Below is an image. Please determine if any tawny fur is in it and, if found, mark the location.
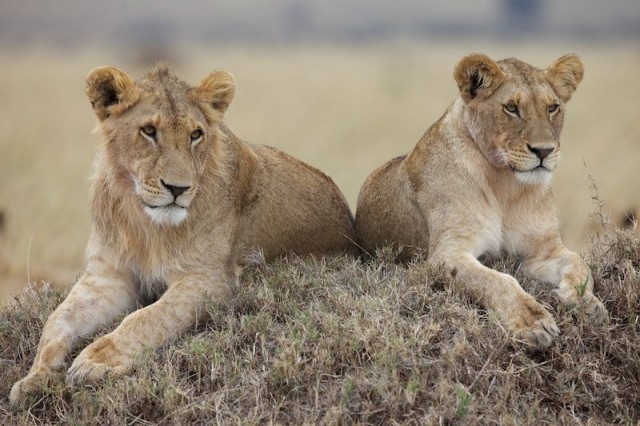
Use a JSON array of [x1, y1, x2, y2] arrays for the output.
[[356, 54, 608, 350], [10, 64, 358, 406]]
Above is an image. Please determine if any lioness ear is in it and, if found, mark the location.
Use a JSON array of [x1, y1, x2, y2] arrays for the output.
[[85, 66, 137, 121], [545, 54, 584, 103], [454, 54, 505, 103], [195, 69, 235, 117]]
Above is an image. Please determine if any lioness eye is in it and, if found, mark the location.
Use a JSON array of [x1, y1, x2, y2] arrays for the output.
[[141, 125, 156, 138], [548, 104, 560, 114], [190, 129, 203, 142], [503, 103, 519, 116]]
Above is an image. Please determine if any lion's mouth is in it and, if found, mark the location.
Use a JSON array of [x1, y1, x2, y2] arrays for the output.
[[142, 203, 188, 226], [144, 202, 183, 209]]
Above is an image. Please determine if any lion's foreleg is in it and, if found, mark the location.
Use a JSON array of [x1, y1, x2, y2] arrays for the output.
[[10, 259, 137, 406], [66, 272, 233, 386]]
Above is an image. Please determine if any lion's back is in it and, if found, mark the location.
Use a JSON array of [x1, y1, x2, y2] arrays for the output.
[[239, 144, 359, 261]]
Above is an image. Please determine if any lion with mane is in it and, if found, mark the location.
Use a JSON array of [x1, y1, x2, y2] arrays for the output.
[[11, 64, 358, 405]]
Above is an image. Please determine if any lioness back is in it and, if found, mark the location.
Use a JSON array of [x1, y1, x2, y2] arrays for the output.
[[355, 155, 427, 260]]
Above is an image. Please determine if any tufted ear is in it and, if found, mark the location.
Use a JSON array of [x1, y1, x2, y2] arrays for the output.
[[545, 54, 584, 103], [195, 69, 235, 118], [454, 54, 505, 103], [86, 66, 138, 121]]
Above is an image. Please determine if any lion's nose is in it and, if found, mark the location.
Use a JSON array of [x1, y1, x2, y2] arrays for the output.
[[527, 145, 554, 160], [161, 180, 190, 198]]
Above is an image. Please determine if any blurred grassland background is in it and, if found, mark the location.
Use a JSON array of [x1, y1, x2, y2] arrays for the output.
[[0, 0, 639, 301]]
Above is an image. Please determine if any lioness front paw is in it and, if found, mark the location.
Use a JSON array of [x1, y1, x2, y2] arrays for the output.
[[555, 287, 609, 325], [514, 316, 560, 350], [510, 296, 560, 351], [66, 335, 132, 387], [9, 369, 53, 407], [581, 294, 609, 325]]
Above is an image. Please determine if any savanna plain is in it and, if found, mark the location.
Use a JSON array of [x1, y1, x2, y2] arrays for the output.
[[0, 41, 639, 423]]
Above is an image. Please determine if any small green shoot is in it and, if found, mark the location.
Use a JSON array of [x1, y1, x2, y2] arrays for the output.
[[577, 277, 589, 298], [455, 386, 473, 419]]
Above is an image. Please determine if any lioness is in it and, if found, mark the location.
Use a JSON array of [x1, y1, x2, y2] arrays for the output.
[[355, 54, 608, 350], [10, 64, 357, 405]]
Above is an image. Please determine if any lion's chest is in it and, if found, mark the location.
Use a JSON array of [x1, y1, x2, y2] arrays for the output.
[[135, 273, 168, 301], [110, 228, 185, 292]]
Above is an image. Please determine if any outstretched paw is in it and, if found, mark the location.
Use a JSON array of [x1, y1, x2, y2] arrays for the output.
[[9, 369, 53, 407], [510, 296, 559, 351], [66, 335, 132, 387], [582, 294, 609, 325], [556, 287, 609, 325], [514, 316, 560, 351]]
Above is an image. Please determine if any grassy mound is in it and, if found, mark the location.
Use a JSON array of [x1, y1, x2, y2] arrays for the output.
[[1, 230, 638, 424]]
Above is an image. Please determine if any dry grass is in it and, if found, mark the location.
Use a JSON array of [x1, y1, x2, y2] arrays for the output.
[[0, 41, 639, 301], [1, 228, 638, 424]]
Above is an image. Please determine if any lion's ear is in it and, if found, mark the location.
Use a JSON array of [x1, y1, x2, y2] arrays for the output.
[[86, 66, 138, 121], [454, 54, 505, 103], [195, 69, 235, 117], [545, 54, 584, 103]]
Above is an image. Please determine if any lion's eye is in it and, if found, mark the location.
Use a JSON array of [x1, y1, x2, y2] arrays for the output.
[[141, 125, 157, 139], [190, 129, 203, 142], [548, 104, 560, 115], [503, 103, 520, 117]]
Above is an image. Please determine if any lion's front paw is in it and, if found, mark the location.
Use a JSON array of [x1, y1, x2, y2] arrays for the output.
[[510, 296, 560, 351], [66, 335, 132, 387], [9, 369, 53, 407]]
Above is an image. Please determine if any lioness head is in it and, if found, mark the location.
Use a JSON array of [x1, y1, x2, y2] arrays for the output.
[[86, 64, 235, 226], [454, 53, 584, 185]]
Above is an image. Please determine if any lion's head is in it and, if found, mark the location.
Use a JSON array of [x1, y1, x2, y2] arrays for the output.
[[454, 53, 584, 185], [86, 64, 235, 226]]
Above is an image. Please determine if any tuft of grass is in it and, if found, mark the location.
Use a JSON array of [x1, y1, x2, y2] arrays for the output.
[[577, 276, 589, 298], [455, 385, 473, 419], [1, 230, 639, 424]]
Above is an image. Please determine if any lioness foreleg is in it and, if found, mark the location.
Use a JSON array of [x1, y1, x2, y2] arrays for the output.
[[430, 249, 560, 350], [524, 239, 608, 324]]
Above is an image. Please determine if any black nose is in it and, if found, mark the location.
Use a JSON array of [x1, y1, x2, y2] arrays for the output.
[[161, 180, 190, 198], [527, 145, 554, 160]]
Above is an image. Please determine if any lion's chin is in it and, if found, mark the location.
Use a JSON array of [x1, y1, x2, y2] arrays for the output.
[[514, 167, 553, 186], [143, 205, 188, 226]]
